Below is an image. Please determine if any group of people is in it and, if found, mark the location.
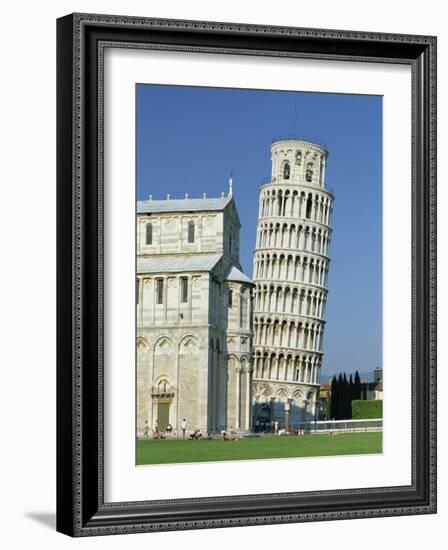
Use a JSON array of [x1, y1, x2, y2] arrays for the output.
[[145, 418, 214, 441], [144, 418, 307, 439], [189, 429, 213, 440], [144, 417, 304, 439], [253, 419, 304, 436]]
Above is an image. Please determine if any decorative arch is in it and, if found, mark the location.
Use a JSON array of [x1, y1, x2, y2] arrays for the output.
[[179, 335, 199, 354], [136, 336, 149, 352], [154, 373, 171, 392], [292, 389, 304, 401], [276, 387, 289, 400], [306, 390, 315, 401], [154, 336, 173, 355]]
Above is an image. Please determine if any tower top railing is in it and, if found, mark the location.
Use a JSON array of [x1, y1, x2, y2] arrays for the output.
[[271, 135, 328, 152]]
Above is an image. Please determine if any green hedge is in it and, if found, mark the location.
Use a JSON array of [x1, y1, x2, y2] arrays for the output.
[[351, 400, 383, 419]]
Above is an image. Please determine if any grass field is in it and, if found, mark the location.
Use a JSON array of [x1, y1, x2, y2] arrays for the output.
[[136, 432, 382, 465]]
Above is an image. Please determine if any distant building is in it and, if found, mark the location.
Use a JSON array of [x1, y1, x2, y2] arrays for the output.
[[373, 368, 383, 385], [136, 189, 254, 437], [375, 381, 383, 400], [361, 368, 383, 401], [318, 380, 332, 419]]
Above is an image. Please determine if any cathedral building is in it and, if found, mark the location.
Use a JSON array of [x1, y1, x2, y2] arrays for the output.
[[252, 138, 334, 428], [136, 186, 254, 437]]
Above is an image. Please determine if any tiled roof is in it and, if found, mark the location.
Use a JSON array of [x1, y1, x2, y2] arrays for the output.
[[137, 254, 222, 274], [226, 266, 253, 285], [137, 196, 232, 214]]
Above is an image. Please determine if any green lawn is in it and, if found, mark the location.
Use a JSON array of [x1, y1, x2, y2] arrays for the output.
[[136, 432, 382, 465]]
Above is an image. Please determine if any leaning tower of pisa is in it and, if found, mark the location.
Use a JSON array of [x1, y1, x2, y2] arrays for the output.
[[252, 137, 334, 430]]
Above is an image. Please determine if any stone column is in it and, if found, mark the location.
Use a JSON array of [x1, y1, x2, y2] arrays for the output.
[[235, 364, 242, 429], [284, 399, 291, 431]]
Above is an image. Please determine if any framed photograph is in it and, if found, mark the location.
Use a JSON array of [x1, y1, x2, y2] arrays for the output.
[[56, 13, 437, 536]]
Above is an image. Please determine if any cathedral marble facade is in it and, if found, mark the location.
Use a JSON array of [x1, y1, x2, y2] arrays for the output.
[[136, 192, 254, 436]]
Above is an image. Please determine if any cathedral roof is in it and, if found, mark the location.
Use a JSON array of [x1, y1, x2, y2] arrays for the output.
[[137, 254, 222, 274], [137, 196, 232, 214], [226, 266, 254, 285]]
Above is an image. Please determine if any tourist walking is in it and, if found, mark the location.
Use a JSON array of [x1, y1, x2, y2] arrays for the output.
[[181, 418, 187, 439]]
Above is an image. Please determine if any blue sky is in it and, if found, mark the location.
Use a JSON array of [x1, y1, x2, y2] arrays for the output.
[[136, 84, 382, 378]]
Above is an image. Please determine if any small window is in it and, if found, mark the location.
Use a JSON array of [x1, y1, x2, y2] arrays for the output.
[[239, 296, 244, 328], [306, 163, 314, 183], [145, 222, 153, 245], [180, 277, 188, 303], [296, 151, 302, 165], [228, 290, 233, 308], [136, 279, 140, 305], [188, 221, 195, 243], [156, 279, 164, 304], [283, 162, 290, 180]]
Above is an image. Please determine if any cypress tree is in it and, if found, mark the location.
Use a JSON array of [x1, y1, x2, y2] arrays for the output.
[[348, 374, 354, 419], [330, 375, 338, 420], [343, 373, 349, 419], [337, 373, 344, 419], [354, 370, 361, 400]]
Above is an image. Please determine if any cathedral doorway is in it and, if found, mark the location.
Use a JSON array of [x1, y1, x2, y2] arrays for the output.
[[157, 401, 170, 431]]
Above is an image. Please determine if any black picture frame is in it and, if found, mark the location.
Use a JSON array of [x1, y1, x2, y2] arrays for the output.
[[56, 13, 437, 536]]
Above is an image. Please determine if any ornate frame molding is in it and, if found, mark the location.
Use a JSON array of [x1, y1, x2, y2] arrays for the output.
[[56, 13, 436, 536]]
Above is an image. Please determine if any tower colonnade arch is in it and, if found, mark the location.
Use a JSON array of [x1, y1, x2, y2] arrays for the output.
[[255, 221, 332, 257], [253, 283, 328, 320], [253, 252, 330, 287]]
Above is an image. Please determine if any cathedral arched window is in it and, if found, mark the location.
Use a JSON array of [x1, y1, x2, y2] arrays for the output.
[[296, 151, 302, 165], [145, 222, 153, 245], [240, 295, 245, 328], [228, 290, 233, 308], [188, 221, 195, 243], [180, 277, 188, 303], [283, 162, 290, 180], [157, 378, 169, 394]]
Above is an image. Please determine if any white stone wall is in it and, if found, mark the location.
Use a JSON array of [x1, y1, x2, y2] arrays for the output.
[[225, 281, 254, 431], [137, 202, 241, 266], [252, 139, 334, 428]]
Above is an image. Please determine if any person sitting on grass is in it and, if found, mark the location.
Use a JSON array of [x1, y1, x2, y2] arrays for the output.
[[189, 429, 203, 440], [206, 432, 213, 440], [221, 430, 238, 441], [153, 429, 165, 440]]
